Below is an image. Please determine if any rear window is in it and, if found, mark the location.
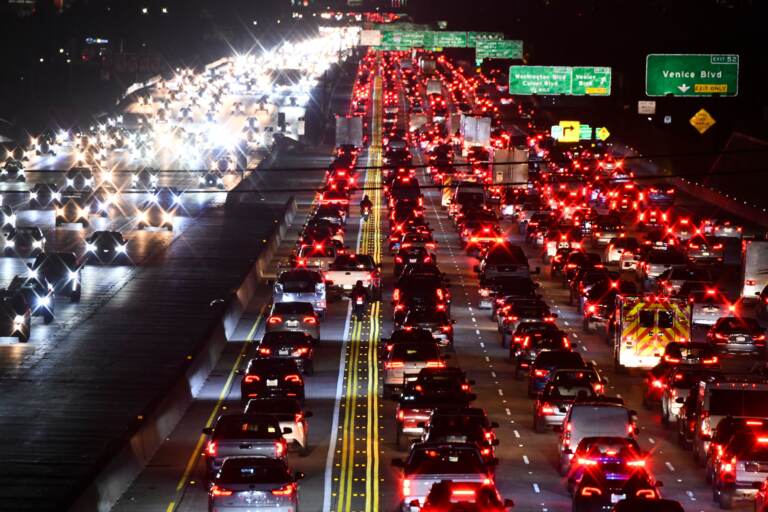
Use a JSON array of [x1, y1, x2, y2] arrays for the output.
[[214, 416, 283, 439], [331, 254, 375, 270], [571, 405, 629, 425], [407, 448, 485, 474], [272, 302, 314, 315], [535, 351, 583, 367], [717, 317, 761, 331], [391, 344, 440, 361], [709, 390, 768, 417], [218, 460, 290, 484]]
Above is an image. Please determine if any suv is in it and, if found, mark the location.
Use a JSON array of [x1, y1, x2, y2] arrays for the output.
[[273, 269, 326, 318]]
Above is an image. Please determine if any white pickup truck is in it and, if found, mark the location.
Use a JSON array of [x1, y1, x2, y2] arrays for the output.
[[323, 253, 381, 298]]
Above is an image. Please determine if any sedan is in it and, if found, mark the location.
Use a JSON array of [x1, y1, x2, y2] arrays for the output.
[[207, 457, 303, 512], [707, 316, 766, 355]]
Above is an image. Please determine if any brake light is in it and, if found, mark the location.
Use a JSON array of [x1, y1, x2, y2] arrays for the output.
[[393, 289, 400, 302], [210, 485, 232, 497], [295, 413, 304, 423], [452, 489, 476, 497], [267, 316, 283, 325], [244, 375, 260, 384], [534, 369, 549, 378], [386, 361, 404, 369], [541, 403, 555, 414], [635, 489, 656, 499], [714, 333, 728, 341], [577, 458, 597, 466], [205, 440, 217, 457], [272, 483, 295, 496], [702, 356, 718, 365], [303, 316, 317, 324], [425, 360, 445, 368], [258, 347, 272, 356], [747, 420, 763, 426], [651, 379, 664, 389], [284, 374, 302, 383], [580, 487, 602, 497], [275, 439, 287, 457], [627, 460, 646, 467]]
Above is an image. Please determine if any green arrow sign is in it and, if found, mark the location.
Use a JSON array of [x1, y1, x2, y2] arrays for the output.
[[645, 54, 739, 97], [509, 65, 612, 96], [476, 39, 523, 61]]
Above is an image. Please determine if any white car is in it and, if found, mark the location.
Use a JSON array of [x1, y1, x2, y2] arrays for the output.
[[605, 236, 640, 264], [245, 398, 311, 454]]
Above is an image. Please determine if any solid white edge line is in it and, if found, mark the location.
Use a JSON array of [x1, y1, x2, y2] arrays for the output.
[[322, 289, 353, 511]]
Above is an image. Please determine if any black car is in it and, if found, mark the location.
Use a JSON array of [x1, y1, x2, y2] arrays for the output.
[[511, 328, 571, 378], [7, 275, 54, 324], [528, 350, 586, 397], [0, 158, 26, 182], [0, 292, 31, 342], [240, 358, 305, 406], [394, 246, 434, 277], [84, 231, 129, 264], [28, 252, 82, 302], [54, 192, 90, 227], [28, 183, 60, 208], [573, 469, 660, 512], [256, 331, 314, 375]]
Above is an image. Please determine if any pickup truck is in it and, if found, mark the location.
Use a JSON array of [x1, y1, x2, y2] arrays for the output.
[[392, 442, 496, 510], [323, 253, 381, 298], [202, 413, 291, 476]]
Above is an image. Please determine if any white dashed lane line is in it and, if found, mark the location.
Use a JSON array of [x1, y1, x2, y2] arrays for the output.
[[533, 483, 540, 493], [665, 462, 675, 472]]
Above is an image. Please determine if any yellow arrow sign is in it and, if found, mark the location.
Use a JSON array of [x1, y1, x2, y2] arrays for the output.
[[689, 108, 715, 134], [597, 127, 610, 141], [558, 120, 580, 143]]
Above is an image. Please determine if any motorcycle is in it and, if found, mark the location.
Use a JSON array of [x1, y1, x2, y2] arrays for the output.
[[352, 293, 367, 320], [361, 205, 371, 222]]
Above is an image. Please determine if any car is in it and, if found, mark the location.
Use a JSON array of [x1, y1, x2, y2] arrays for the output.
[[273, 269, 326, 318], [417, 481, 514, 512], [605, 237, 640, 265], [3, 226, 45, 255], [84, 231, 129, 264], [656, 267, 714, 296], [207, 456, 303, 512], [391, 443, 497, 510], [685, 236, 725, 264], [478, 275, 538, 311], [136, 201, 174, 230], [564, 436, 644, 494], [88, 184, 120, 217], [400, 309, 455, 350], [661, 367, 720, 428], [0, 158, 26, 182], [244, 398, 312, 455], [199, 170, 225, 189], [690, 288, 731, 326], [265, 301, 320, 342], [707, 316, 766, 355], [383, 341, 444, 393], [395, 389, 475, 448], [510, 327, 571, 377], [393, 276, 450, 323], [28, 252, 81, 302], [572, 468, 660, 512], [63, 167, 94, 190], [7, 275, 54, 324], [239, 358, 305, 406], [528, 350, 586, 397], [28, 183, 60, 208], [712, 430, 768, 508], [54, 192, 90, 227], [131, 169, 159, 190], [637, 249, 688, 285], [706, 417, 768, 484], [534, 368, 604, 432], [0, 292, 31, 342], [394, 246, 434, 277], [149, 186, 183, 210], [202, 413, 291, 475], [256, 331, 314, 375], [559, 398, 637, 475]]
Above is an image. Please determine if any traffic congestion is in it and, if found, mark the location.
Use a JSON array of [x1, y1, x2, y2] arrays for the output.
[[1, 7, 764, 512]]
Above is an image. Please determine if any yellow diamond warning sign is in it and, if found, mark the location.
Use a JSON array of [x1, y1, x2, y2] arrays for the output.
[[597, 127, 610, 141], [689, 108, 715, 134]]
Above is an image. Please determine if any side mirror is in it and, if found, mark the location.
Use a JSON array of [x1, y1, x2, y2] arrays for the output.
[[294, 471, 305, 480], [391, 458, 405, 468], [473, 265, 481, 273], [305, 411, 314, 418], [655, 481, 664, 488], [492, 439, 500, 446], [202, 427, 213, 435], [490, 421, 500, 429], [504, 498, 515, 508], [283, 427, 293, 435]]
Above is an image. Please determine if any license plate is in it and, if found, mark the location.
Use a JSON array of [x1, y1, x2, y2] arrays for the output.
[[278, 349, 290, 356], [343, 284, 352, 290], [266, 379, 278, 387], [610, 494, 626, 504], [409, 258, 417, 263], [736, 336, 747, 342], [286, 321, 298, 327], [702, 252, 710, 256]]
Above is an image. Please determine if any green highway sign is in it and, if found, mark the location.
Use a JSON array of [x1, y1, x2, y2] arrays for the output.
[[476, 39, 523, 61], [467, 31, 505, 46], [571, 66, 612, 95], [378, 30, 425, 50], [424, 31, 467, 48], [645, 54, 739, 97], [509, 66, 612, 96]]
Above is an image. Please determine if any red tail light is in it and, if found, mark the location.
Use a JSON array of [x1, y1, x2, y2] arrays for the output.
[[272, 483, 295, 496], [244, 375, 261, 384], [258, 347, 272, 356], [275, 439, 287, 458], [295, 413, 304, 423], [627, 460, 646, 467], [386, 361, 404, 369], [651, 379, 664, 389], [210, 484, 232, 497], [540, 403, 555, 414], [425, 360, 445, 368], [267, 316, 283, 325], [397, 409, 405, 421], [635, 489, 656, 499], [303, 316, 317, 324], [534, 369, 549, 378], [284, 374, 302, 383], [206, 440, 217, 457], [714, 333, 728, 341], [577, 458, 598, 466], [580, 487, 602, 497], [402, 479, 411, 497]]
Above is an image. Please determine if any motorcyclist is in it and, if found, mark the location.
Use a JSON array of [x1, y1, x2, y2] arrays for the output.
[[359, 195, 373, 216], [351, 280, 367, 319]]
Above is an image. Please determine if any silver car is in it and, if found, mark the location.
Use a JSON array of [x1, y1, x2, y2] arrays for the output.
[[245, 398, 312, 455], [266, 302, 320, 342], [273, 269, 326, 319], [208, 457, 303, 512]]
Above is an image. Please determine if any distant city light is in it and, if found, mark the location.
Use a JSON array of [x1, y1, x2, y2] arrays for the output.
[[141, 7, 148, 14]]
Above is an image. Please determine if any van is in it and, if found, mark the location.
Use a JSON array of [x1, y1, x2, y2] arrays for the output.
[[558, 399, 637, 475], [475, 242, 539, 280], [689, 377, 768, 465]]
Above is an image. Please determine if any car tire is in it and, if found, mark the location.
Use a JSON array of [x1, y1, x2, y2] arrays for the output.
[[71, 289, 81, 303], [304, 361, 314, 376], [534, 416, 545, 433], [43, 312, 54, 325]]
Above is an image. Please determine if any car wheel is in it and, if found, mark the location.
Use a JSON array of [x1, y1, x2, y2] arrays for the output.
[[43, 312, 54, 325], [71, 289, 81, 303], [583, 318, 594, 333]]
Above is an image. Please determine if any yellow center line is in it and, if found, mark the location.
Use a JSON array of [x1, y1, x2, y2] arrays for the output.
[[167, 307, 265, 511]]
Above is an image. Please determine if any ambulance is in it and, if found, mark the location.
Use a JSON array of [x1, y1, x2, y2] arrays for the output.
[[612, 294, 692, 372]]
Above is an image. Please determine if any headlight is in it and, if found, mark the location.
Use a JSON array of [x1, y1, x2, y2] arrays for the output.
[[116, 244, 127, 253], [8, 214, 16, 225], [37, 296, 50, 307], [68, 270, 79, 281], [32, 240, 42, 249], [52, 192, 61, 201], [29, 192, 38, 200], [138, 211, 148, 221], [77, 207, 87, 217], [173, 195, 181, 204], [27, 268, 37, 278], [66, 178, 74, 186], [163, 212, 174, 222], [55, 207, 64, 216], [217, 177, 224, 184], [13, 315, 24, 326], [198, 176, 205, 183], [5, 240, 14, 248], [85, 243, 96, 252]]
